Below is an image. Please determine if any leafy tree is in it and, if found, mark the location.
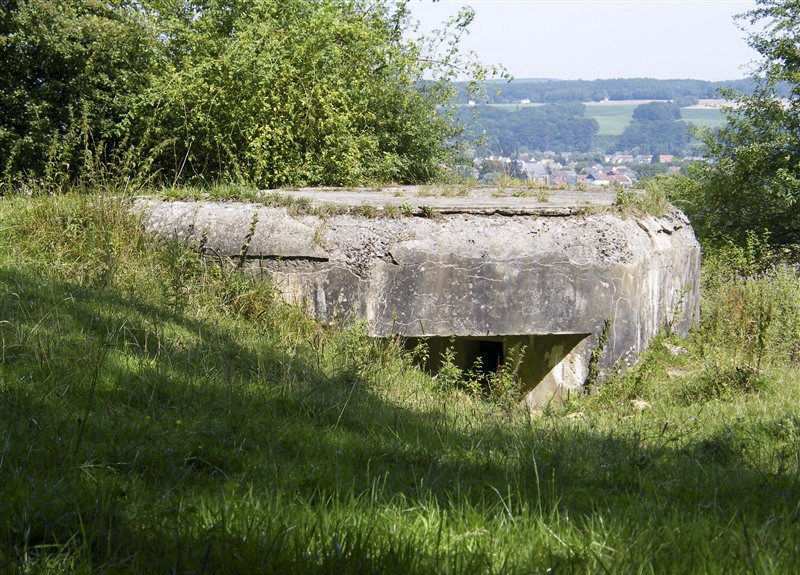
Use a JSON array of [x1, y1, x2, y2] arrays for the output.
[[0, 0, 157, 185], [615, 119, 691, 155], [140, 0, 485, 187], [632, 101, 681, 122], [684, 0, 800, 253], [1, 0, 495, 189]]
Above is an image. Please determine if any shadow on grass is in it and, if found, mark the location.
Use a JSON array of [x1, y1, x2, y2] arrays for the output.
[[2, 265, 800, 572]]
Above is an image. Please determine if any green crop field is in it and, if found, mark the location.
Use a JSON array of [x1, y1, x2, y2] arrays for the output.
[[470, 103, 727, 140], [681, 108, 727, 130], [585, 105, 727, 136], [584, 104, 638, 136]]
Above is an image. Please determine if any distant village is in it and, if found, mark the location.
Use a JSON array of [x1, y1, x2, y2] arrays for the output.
[[473, 151, 690, 188]]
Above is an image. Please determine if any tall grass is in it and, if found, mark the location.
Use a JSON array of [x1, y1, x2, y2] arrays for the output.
[[1, 193, 800, 573], [699, 234, 800, 371]]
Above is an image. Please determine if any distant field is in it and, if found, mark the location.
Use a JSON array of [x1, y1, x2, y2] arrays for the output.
[[471, 101, 728, 138], [474, 103, 544, 111], [585, 104, 726, 136], [680, 108, 727, 131], [583, 104, 637, 136], [473, 102, 638, 136]]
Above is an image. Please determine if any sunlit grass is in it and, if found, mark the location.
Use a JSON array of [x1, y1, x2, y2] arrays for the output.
[[1, 192, 799, 573]]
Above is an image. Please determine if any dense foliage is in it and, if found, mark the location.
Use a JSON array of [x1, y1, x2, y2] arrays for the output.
[[615, 102, 692, 155], [1, 0, 490, 189], [0, 0, 156, 186], [683, 0, 800, 255], [632, 101, 681, 122], [463, 103, 599, 154]]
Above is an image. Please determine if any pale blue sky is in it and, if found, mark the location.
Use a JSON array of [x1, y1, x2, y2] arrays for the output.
[[406, 0, 759, 81]]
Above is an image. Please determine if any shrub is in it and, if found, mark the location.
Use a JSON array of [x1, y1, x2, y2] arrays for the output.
[[1, 0, 498, 191], [699, 234, 800, 370], [684, 0, 800, 257], [1, 0, 157, 190]]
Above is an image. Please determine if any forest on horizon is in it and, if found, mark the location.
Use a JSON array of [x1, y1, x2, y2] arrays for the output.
[[457, 76, 787, 105]]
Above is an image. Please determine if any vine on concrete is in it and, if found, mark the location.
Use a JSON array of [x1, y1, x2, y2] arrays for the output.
[[585, 319, 612, 390]]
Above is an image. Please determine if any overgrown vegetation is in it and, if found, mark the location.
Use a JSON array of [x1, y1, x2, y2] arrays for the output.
[[2, 0, 800, 572], [2, 190, 800, 573], [1, 0, 499, 190], [613, 176, 670, 217], [679, 0, 800, 257]]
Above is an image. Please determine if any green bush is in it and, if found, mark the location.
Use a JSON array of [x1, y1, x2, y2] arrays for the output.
[[699, 234, 800, 369], [1, 1, 496, 191], [685, 0, 800, 256], [1, 0, 157, 191]]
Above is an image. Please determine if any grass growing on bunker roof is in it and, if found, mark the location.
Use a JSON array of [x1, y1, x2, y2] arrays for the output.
[[1, 192, 800, 573], [156, 184, 411, 218]]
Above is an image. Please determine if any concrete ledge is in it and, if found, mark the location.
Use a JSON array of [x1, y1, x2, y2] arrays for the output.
[[266, 187, 616, 216], [136, 187, 700, 406]]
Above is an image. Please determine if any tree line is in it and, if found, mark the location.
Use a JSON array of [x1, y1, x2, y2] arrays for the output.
[[615, 101, 693, 155], [463, 77, 788, 105], [461, 103, 599, 153]]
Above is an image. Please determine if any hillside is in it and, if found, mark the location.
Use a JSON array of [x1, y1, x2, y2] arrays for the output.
[[1, 191, 799, 572]]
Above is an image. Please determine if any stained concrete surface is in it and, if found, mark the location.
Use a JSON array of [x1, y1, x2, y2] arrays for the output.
[[136, 187, 700, 407]]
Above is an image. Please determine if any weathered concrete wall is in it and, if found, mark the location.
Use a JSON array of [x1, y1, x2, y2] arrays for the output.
[[137, 188, 700, 406]]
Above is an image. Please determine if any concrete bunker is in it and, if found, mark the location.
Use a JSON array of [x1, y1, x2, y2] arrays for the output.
[[405, 334, 592, 402], [137, 186, 701, 407]]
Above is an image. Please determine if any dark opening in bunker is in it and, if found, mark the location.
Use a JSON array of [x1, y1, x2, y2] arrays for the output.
[[404, 334, 592, 402], [477, 340, 503, 376]]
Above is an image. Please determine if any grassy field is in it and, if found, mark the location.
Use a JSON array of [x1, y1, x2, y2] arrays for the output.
[[681, 108, 728, 131], [583, 104, 638, 136], [1, 191, 799, 573], [480, 103, 727, 137], [584, 105, 726, 136]]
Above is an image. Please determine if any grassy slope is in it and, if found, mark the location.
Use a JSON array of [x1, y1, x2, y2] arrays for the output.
[[1, 194, 799, 573], [680, 108, 727, 131], [584, 104, 638, 136]]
